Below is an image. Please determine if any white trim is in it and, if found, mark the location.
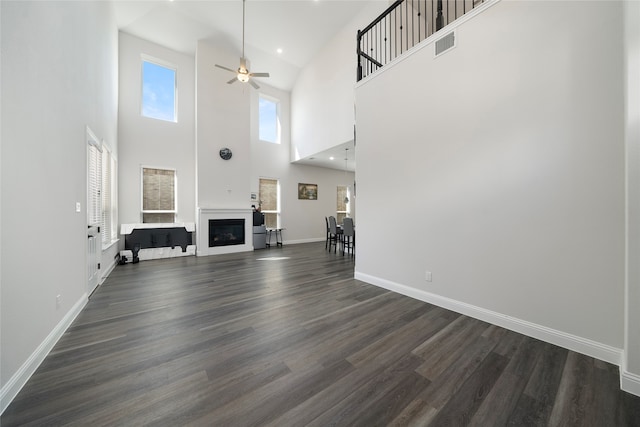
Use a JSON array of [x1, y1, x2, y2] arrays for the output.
[[284, 237, 325, 245], [0, 294, 88, 414], [621, 367, 640, 397], [354, 271, 623, 366], [101, 238, 120, 251], [99, 256, 118, 285], [86, 126, 102, 150]]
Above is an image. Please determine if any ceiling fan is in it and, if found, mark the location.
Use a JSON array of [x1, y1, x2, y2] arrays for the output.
[[215, 0, 270, 89]]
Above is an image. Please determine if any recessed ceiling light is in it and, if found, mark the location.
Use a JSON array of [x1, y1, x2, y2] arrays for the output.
[[330, 156, 335, 160], [276, 48, 283, 54]]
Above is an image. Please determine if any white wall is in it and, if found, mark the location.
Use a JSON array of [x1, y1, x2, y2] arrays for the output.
[[250, 84, 356, 243], [356, 0, 625, 356], [291, 2, 385, 160], [196, 40, 251, 210], [1, 0, 118, 410], [624, 0, 640, 392], [119, 33, 196, 226]]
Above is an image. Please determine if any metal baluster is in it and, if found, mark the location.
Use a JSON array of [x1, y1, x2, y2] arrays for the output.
[[417, 0, 421, 43], [432, 0, 435, 36], [356, 30, 361, 81], [412, 1, 414, 48], [400, 5, 402, 56], [384, 15, 387, 64]]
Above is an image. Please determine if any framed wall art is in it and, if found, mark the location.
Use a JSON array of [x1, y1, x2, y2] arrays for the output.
[[298, 183, 318, 200]]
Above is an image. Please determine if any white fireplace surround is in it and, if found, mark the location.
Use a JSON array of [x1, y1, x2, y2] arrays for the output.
[[197, 208, 253, 256]]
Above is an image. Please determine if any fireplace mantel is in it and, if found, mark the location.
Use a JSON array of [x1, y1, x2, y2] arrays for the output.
[[199, 208, 253, 215], [197, 208, 253, 256]]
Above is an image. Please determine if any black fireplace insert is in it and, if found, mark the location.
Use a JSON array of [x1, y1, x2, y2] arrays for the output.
[[209, 219, 245, 247]]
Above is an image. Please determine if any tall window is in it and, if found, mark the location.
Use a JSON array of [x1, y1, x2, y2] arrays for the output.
[[259, 94, 280, 144], [141, 58, 176, 122], [337, 186, 351, 224], [102, 148, 118, 245], [259, 178, 280, 228], [142, 167, 176, 223]]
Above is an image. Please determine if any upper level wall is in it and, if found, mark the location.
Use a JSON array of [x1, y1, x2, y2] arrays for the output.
[[291, 2, 384, 160], [355, 0, 625, 351]]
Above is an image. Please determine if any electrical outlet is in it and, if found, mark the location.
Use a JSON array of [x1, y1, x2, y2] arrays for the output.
[[75, 202, 81, 213], [56, 294, 62, 309], [425, 271, 432, 282]]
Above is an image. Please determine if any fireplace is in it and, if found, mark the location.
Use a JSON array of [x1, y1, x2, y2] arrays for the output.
[[209, 219, 245, 247], [198, 208, 252, 256]]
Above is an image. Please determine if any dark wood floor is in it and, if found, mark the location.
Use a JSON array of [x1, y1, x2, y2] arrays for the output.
[[3, 242, 639, 426]]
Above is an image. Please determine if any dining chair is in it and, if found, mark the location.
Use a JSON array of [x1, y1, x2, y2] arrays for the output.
[[328, 216, 342, 253], [325, 216, 330, 250], [342, 217, 355, 257]]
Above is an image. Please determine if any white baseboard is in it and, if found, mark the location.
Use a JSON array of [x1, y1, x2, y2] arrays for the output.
[[621, 366, 640, 397], [354, 271, 623, 367], [0, 293, 88, 414], [282, 237, 325, 245], [99, 258, 117, 285]]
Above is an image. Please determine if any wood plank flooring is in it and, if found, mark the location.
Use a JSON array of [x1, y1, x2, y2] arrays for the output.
[[2, 242, 639, 426]]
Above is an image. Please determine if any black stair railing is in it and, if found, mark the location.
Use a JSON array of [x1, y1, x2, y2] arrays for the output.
[[357, 0, 485, 81]]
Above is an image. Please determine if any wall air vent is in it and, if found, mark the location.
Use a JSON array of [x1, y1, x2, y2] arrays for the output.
[[435, 31, 456, 57]]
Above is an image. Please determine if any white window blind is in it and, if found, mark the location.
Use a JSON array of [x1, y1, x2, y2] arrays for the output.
[[102, 149, 117, 244], [142, 167, 176, 223], [88, 143, 102, 227], [337, 185, 351, 224], [259, 178, 279, 228]]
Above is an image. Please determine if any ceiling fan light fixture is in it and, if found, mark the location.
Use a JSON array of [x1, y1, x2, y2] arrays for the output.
[[213, 0, 270, 89]]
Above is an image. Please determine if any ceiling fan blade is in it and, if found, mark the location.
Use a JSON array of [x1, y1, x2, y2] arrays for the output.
[[227, 77, 238, 84], [249, 72, 270, 78], [249, 79, 260, 89], [215, 64, 237, 73]]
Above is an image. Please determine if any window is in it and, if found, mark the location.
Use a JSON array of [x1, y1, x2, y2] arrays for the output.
[[259, 94, 280, 143], [141, 58, 176, 122], [102, 148, 118, 245], [337, 185, 351, 224], [259, 178, 280, 228], [88, 142, 102, 227], [142, 167, 176, 223]]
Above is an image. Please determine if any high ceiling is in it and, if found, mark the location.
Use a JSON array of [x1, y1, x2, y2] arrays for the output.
[[114, 0, 378, 91], [114, 0, 374, 172]]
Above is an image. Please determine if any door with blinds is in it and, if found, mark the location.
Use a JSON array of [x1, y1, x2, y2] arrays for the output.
[[87, 128, 102, 295]]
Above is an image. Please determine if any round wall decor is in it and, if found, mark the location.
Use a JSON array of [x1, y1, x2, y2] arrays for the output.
[[219, 148, 233, 160]]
